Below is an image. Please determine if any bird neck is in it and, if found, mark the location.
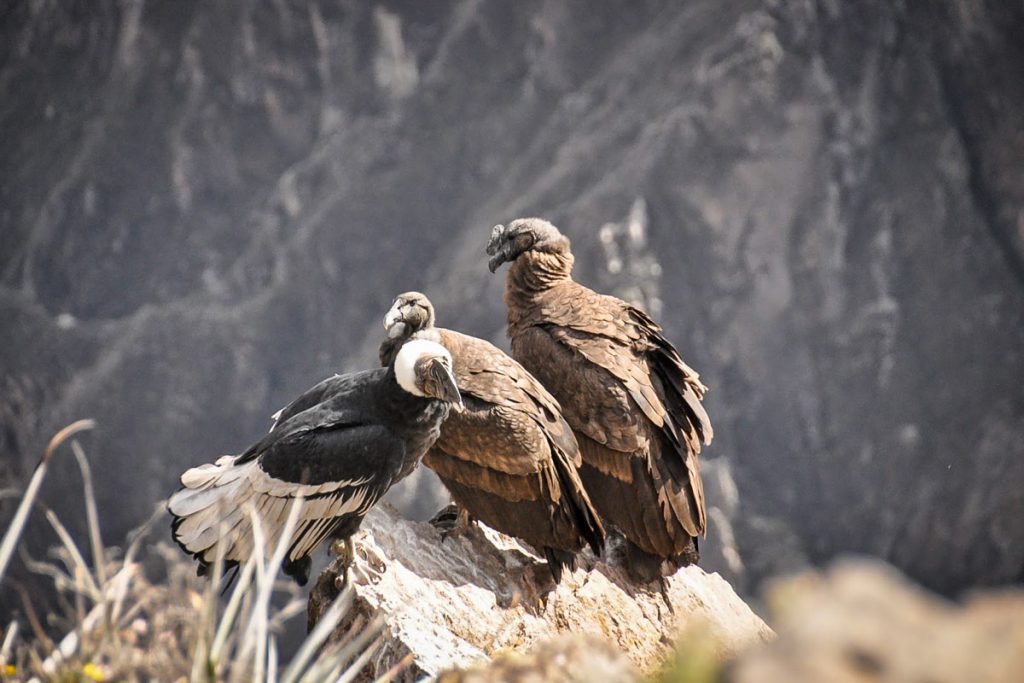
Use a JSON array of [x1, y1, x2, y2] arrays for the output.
[[384, 364, 449, 421], [504, 248, 574, 312], [504, 248, 574, 330]]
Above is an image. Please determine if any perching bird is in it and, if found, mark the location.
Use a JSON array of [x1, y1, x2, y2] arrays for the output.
[[487, 218, 713, 581], [379, 292, 605, 583], [168, 339, 462, 585]]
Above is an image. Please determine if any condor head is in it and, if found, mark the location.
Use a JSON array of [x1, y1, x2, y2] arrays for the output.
[[486, 218, 568, 273], [383, 291, 436, 340], [393, 339, 462, 409]]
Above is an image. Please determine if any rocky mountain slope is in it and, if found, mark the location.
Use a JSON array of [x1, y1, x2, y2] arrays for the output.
[[2, 0, 1022, 602]]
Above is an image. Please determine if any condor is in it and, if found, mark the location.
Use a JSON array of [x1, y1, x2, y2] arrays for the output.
[[380, 292, 604, 583], [168, 340, 461, 585], [487, 218, 713, 581]]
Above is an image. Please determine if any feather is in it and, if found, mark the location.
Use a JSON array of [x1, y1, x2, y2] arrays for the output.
[[499, 220, 713, 561], [168, 347, 455, 583], [376, 299, 605, 581]]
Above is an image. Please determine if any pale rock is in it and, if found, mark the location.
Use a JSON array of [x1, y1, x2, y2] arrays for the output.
[[308, 504, 773, 679]]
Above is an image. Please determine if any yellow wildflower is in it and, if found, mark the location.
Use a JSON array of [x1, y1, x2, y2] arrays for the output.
[[82, 662, 107, 681]]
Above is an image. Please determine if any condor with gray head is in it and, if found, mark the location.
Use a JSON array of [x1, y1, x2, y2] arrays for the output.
[[381, 291, 605, 583], [488, 218, 713, 581], [168, 340, 461, 585]]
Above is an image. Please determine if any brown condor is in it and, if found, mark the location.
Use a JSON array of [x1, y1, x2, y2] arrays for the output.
[[487, 218, 712, 581], [380, 291, 604, 583]]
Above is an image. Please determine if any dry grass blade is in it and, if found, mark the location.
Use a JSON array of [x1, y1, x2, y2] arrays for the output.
[[0, 419, 95, 585], [303, 627, 381, 683], [11, 580, 50, 648], [9, 436, 378, 683], [267, 636, 279, 683], [31, 564, 135, 681], [324, 615, 385, 681], [71, 440, 107, 587], [373, 652, 415, 683], [209, 554, 257, 667], [260, 498, 303, 681], [112, 503, 163, 626], [303, 615, 386, 683], [230, 508, 266, 683], [279, 587, 354, 683], [1, 620, 18, 667], [191, 520, 227, 683], [333, 634, 385, 683], [44, 509, 102, 601], [269, 598, 306, 630]]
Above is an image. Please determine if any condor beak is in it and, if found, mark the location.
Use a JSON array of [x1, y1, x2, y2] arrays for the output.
[[386, 321, 407, 339], [383, 302, 402, 331], [427, 359, 463, 410], [487, 250, 510, 274]]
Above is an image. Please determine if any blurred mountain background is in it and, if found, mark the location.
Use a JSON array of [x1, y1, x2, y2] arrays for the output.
[[2, 0, 1022, 611]]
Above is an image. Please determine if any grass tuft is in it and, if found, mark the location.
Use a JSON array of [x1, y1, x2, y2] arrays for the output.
[[0, 426, 393, 682]]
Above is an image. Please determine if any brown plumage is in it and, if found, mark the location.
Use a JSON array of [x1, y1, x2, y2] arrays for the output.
[[486, 218, 712, 579], [380, 292, 605, 582]]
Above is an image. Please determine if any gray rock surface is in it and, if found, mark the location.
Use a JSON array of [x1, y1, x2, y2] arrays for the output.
[[307, 504, 772, 679], [2, 0, 1023, 609]]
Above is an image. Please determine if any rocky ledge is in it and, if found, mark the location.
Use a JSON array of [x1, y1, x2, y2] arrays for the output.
[[307, 504, 773, 679]]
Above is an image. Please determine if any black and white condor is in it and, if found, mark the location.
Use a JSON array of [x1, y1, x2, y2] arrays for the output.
[[168, 339, 462, 585]]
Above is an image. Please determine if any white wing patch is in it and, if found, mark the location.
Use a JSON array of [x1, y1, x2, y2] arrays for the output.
[[169, 455, 379, 566]]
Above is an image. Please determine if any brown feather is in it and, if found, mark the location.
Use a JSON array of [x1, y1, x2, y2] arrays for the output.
[[379, 308, 605, 578], [502, 237, 712, 560]]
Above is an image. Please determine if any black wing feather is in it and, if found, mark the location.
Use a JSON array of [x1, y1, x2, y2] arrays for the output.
[[259, 422, 405, 489]]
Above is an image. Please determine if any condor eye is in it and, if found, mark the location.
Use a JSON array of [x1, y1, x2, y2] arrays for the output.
[[514, 233, 533, 250]]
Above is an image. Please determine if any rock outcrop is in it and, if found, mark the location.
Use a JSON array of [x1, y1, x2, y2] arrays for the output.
[[307, 504, 772, 679]]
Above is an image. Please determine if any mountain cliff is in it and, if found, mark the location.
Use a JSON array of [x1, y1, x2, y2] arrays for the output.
[[2, 0, 1022, 601]]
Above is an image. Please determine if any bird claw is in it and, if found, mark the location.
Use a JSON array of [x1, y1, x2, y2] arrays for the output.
[[348, 562, 382, 586], [330, 537, 355, 564], [429, 503, 460, 530], [329, 537, 387, 587], [430, 504, 474, 542], [355, 544, 387, 583]]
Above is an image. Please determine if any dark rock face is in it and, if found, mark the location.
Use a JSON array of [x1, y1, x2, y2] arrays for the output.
[[2, 0, 1022, 598]]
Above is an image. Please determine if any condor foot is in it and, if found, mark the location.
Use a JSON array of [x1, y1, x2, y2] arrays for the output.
[[429, 503, 474, 542]]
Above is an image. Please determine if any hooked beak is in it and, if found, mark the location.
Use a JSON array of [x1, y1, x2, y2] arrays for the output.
[[426, 359, 463, 410], [386, 321, 408, 339], [383, 302, 402, 331], [487, 249, 510, 273]]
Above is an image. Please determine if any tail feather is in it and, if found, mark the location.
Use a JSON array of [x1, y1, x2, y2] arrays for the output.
[[170, 453, 358, 586], [543, 547, 576, 583], [168, 456, 263, 573], [549, 439, 606, 555]]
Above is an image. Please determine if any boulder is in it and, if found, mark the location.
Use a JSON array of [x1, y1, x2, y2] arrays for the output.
[[729, 560, 1024, 683], [307, 504, 772, 679]]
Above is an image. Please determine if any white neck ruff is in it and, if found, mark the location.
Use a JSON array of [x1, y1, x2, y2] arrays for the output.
[[394, 339, 450, 397]]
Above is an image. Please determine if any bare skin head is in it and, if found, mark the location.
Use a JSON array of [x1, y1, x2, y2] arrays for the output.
[[486, 218, 569, 273]]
